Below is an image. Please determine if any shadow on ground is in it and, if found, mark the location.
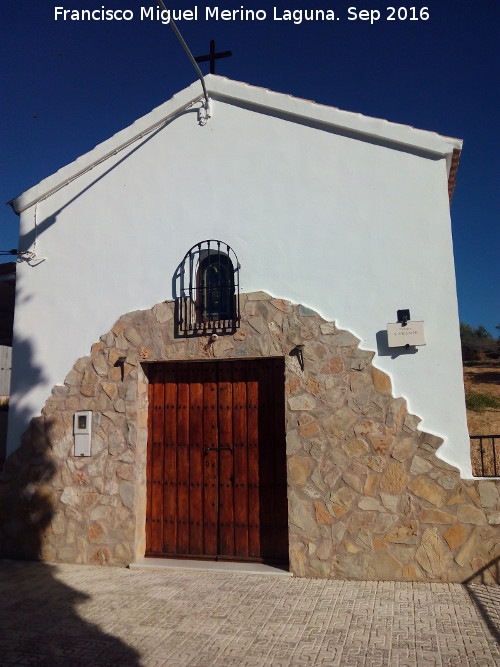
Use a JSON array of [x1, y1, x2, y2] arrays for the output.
[[0, 334, 141, 665], [0, 560, 141, 665], [463, 556, 500, 645]]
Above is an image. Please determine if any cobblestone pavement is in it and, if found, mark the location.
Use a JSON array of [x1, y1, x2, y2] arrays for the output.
[[1, 560, 499, 666]]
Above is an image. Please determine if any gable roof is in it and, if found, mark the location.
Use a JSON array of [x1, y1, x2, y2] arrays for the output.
[[9, 75, 462, 214]]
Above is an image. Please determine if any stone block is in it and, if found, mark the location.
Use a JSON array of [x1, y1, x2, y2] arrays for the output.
[[92, 353, 108, 377], [316, 541, 332, 560], [153, 302, 172, 323], [342, 439, 370, 458], [371, 367, 392, 395], [334, 553, 371, 579], [331, 331, 359, 347], [342, 472, 363, 493], [321, 357, 344, 374], [358, 455, 385, 472], [456, 504, 487, 525], [419, 508, 455, 524], [101, 382, 117, 400], [288, 540, 307, 577], [288, 456, 314, 486], [415, 528, 452, 577], [305, 378, 322, 396], [81, 369, 98, 397], [379, 461, 409, 495], [289, 492, 319, 538], [299, 422, 320, 438], [358, 497, 386, 512], [443, 524, 468, 550], [384, 521, 418, 545], [373, 537, 387, 551], [298, 304, 318, 317], [363, 473, 378, 496], [373, 552, 402, 580], [114, 398, 126, 413], [91, 341, 105, 356], [446, 486, 468, 506], [90, 547, 111, 565], [246, 291, 270, 301], [350, 349, 374, 370], [325, 408, 357, 438], [455, 531, 477, 568], [119, 481, 135, 509], [408, 477, 447, 507], [288, 394, 316, 411], [60, 487, 98, 509], [478, 481, 499, 508], [88, 522, 106, 543], [379, 493, 399, 513], [304, 342, 328, 361], [419, 432, 444, 450], [64, 370, 81, 386], [436, 474, 459, 490], [403, 414, 421, 433], [271, 298, 291, 313], [330, 485, 357, 509], [344, 539, 361, 553], [114, 542, 132, 562], [58, 546, 77, 562], [391, 438, 417, 462], [123, 327, 143, 347], [314, 502, 333, 524]]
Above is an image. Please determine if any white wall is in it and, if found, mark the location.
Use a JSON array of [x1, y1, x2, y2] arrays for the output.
[[8, 92, 471, 474]]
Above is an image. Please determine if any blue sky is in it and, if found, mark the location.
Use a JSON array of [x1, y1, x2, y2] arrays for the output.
[[1, 1, 498, 335]]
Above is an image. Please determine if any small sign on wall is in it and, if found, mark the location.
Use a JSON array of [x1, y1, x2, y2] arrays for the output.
[[387, 321, 425, 348]]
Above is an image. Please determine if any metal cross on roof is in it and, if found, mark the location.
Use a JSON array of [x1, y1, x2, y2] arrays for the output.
[[195, 40, 232, 74]]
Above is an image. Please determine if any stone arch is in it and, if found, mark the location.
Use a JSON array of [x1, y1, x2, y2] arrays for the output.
[[1, 292, 498, 581]]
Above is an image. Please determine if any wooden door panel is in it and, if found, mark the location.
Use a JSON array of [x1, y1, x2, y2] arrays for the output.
[[163, 366, 178, 554], [176, 376, 190, 555], [218, 362, 235, 557], [202, 362, 218, 556], [149, 368, 165, 555], [145, 358, 288, 565], [232, 368, 249, 558], [246, 375, 260, 560], [188, 364, 204, 555]]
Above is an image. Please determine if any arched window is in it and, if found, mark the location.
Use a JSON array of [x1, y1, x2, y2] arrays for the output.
[[198, 252, 235, 321], [177, 240, 240, 334]]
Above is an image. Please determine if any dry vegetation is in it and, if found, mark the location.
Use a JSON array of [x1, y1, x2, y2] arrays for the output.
[[463, 358, 500, 476]]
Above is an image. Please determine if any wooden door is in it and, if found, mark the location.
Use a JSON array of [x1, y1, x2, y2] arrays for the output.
[[145, 358, 288, 564]]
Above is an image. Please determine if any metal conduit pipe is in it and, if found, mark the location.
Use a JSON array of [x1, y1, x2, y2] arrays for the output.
[[155, 0, 209, 112]]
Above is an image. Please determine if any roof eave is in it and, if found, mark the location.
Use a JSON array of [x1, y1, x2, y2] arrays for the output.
[[8, 74, 463, 214]]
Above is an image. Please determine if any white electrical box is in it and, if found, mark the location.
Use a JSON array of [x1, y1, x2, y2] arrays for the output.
[[74, 411, 92, 457], [387, 321, 426, 348]]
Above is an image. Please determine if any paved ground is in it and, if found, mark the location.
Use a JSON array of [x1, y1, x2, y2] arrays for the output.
[[1, 560, 499, 666]]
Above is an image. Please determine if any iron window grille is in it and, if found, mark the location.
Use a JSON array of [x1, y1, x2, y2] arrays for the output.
[[177, 240, 240, 334]]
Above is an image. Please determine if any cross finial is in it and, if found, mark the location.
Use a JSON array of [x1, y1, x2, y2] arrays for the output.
[[195, 40, 232, 74]]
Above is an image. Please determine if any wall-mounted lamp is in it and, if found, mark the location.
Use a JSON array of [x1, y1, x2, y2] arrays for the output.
[[116, 355, 127, 380], [397, 309, 411, 327], [293, 343, 305, 370], [387, 310, 425, 349]]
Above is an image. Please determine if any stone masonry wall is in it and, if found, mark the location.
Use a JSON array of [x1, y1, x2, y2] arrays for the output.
[[1, 292, 498, 580]]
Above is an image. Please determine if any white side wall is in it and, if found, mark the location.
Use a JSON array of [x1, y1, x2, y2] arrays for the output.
[[8, 96, 470, 474]]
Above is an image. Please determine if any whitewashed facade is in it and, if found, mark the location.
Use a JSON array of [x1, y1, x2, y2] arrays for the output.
[[8, 75, 468, 474]]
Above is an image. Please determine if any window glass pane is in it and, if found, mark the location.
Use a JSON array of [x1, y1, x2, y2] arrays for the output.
[[199, 255, 234, 320]]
